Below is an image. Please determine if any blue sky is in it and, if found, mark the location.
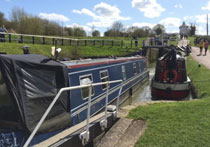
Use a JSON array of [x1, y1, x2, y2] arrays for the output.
[[1, 0, 210, 35]]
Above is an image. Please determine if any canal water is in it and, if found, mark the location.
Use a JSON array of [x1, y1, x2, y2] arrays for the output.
[[120, 67, 155, 107]]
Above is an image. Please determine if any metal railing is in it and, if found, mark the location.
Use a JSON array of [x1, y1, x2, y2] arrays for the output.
[[23, 80, 123, 147]]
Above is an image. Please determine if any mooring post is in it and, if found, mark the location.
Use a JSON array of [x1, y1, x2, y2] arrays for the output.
[[121, 40, 123, 48], [9, 34, 11, 43], [61, 39, 64, 46], [85, 40, 87, 46], [42, 37, 45, 44], [69, 39, 72, 46], [32, 36, 35, 44], [52, 38, 55, 45], [131, 40, 133, 48], [102, 40, 105, 46]]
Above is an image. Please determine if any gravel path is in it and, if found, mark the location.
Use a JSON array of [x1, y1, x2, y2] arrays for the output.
[[190, 46, 210, 69], [178, 39, 210, 69]]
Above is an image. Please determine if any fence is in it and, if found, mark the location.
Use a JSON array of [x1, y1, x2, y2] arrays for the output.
[[0, 32, 126, 47]]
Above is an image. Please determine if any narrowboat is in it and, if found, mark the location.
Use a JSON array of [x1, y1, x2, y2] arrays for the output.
[[0, 53, 149, 146], [151, 47, 191, 100]]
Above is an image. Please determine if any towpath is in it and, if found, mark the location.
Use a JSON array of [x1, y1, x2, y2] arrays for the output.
[[178, 39, 210, 69]]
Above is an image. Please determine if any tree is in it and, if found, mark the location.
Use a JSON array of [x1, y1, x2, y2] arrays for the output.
[[189, 23, 196, 36], [153, 24, 165, 35], [92, 30, 100, 37], [111, 21, 124, 32], [73, 27, 86, 37], [64, 27, 74, 36], [0, 12, 7, 27]]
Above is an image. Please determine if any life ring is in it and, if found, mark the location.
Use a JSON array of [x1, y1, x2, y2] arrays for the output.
[[163, 70, 178, 82]]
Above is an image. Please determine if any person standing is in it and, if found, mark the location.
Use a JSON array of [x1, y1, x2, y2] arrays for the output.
[[199, 39, 204, 55], [204, 40, 209, 56], [0, 25, 7, 42]]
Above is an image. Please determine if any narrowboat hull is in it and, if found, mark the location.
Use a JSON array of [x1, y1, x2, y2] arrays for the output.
[[0, 54, 149, 146], [151, 77, 191, 100]]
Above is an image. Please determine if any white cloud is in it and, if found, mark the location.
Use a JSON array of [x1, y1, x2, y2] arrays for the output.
[[39, 13, 69, 22], [174, 4, 183, 9], [132, 22, 155, 28], [202, 1, 210, 11], [197, 26, 206, 35], [72, 8, 96, 17], [184, 14, 209, 24], [131, 0, 165, 18], [159, 17, 181, 27], [73, 2, 130, 28]]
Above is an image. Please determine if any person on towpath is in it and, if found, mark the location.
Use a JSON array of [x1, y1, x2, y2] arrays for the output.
[[204, 40, 209, 56], [199, 39, 204, 55]]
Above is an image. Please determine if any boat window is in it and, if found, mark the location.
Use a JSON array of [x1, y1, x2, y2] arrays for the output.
[[100, 70, 109, 90], [80, 75, 94, 99], [0, 69, 18, 121], [133, 63, 137, 75], [139, 62, 141, 73], [121, 65, 126, 81]]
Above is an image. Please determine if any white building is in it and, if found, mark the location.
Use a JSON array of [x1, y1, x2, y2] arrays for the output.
[[179, 22, 189, 37]]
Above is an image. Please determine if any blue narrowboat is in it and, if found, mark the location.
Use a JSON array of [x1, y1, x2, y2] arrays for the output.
[[0, 54, 148, 146]]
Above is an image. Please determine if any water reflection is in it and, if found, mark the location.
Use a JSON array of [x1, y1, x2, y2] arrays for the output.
[[121, 68, 155, 106]]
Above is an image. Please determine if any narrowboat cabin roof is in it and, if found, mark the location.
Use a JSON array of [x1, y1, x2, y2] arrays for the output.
[[62, 56, 144, 68]]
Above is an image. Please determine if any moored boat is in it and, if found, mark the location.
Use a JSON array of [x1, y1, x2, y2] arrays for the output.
[[0, 53, 149, 146], [151, 47, 191, 100]]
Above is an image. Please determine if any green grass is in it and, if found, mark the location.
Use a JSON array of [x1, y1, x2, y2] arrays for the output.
[[0, 42, 140, 59], [0, 37, 146, 59], [128, 56, 210, 147]]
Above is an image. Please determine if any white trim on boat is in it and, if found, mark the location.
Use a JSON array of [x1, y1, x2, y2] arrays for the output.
[[68, 60, 144, 75], [151, 77, 191, 91]]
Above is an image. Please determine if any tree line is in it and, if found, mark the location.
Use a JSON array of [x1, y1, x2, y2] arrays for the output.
[[0, 8, 196, 38], [0, 8, 89, 37]]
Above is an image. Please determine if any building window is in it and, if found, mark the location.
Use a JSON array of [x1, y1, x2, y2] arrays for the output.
[[100, 70, 109, 90], [80, 74, 94, 99], [133, 63, 137, 75], [122, 65, 126, 81]]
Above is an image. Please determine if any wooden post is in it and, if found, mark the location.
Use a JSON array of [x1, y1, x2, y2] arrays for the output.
[[112, 40, 114, 46], [19, 35, 23, 43], [42, 37, 45, 44], [9, 34, 11, 43], [32, 36, 35, 44], [61, 39, 64, 46], [52, 38, 55, 45], [85, 40, 87, 46], [77, 40, 80, 46], [121, 40, 123, 48], [102, 40, 105, 46], [130, 40, 132, 48], [69, 39, 72, 46], [93, 40, 96, 46], [55, 40, 57, 48]]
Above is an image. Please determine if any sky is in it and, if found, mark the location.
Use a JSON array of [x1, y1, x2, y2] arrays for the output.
[[1, 0, 210, 36]]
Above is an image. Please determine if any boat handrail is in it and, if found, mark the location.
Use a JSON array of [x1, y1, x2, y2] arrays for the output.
[[23, 79, 123, 147]]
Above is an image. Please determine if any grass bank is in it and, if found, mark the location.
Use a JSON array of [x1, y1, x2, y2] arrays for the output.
[[0, 42, 142, 59], [128, 56, 210, 147]]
